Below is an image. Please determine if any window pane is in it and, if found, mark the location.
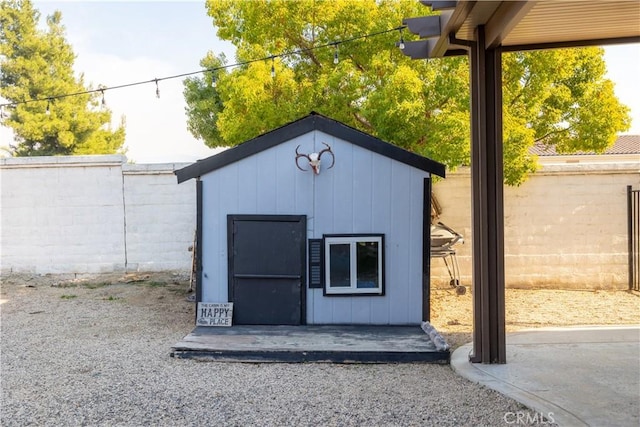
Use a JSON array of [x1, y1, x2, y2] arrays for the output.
[[356, 241, 379, 288], [329, 244, 351, 287]]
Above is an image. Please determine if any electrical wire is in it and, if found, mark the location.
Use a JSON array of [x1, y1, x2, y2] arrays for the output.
[[0, 25, 406, 110]]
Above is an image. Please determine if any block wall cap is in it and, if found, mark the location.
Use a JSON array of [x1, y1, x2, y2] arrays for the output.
[[123, 162, 193, 175], [0, 154, 127, 169]]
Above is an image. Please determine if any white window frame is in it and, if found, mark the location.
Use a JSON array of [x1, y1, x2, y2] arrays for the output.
[[324, 234, 384, 296]]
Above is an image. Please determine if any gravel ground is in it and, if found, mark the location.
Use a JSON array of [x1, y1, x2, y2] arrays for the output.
[[6, 273, 633, 426], [430, 283, 640, 349]]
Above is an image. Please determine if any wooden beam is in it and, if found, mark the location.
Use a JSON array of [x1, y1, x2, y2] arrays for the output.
[[484, 1, 536, 49], [399, 39, 433, 59], [428, 1, 477, 58], [420, 1, 458, 10], [403, 15, 442, 38], [503, 35, 640, 52]]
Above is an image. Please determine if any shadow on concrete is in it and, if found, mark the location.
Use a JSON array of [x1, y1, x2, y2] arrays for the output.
[[452, 326, 640, 427]]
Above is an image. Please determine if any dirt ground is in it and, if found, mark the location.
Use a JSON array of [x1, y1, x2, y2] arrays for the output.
[[430, 284, 640, 349], [0, 272, 196, 334], [2, 272, 639, 351]]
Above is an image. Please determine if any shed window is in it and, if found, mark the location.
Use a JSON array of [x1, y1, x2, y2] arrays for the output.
[[324, 235, 384, 295]]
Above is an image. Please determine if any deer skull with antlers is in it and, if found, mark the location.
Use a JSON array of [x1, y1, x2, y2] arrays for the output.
[[295, 143, 335, 175]]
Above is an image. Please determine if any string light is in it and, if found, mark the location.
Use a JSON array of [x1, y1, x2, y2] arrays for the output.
[[155, 79, 160, 98], [333, 43, 339, 64], [398, 28, 405, 50], [0, 25, 406, 111]]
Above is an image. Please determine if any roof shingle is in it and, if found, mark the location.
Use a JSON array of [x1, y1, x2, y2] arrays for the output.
[[530, 135, 640, 156]]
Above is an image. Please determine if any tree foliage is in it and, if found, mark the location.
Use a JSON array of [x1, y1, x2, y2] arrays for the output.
[[184, 0, 630, 185], [0, 0, 125, 156]]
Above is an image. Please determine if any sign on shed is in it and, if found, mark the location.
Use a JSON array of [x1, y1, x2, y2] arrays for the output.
[[196, 302, 233, 327]]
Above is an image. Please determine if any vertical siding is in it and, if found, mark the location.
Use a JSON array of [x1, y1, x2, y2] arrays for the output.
[[307, 131, 427, 325], [326, 137, 354, 324], [255, 148, 278, 213], [294, 143, 316, 322], [275, 143, 295, 212], [370, 155, 393, 324], [237, 156, 257, 213], [200, 135, 315, 304], [202, 163, 239, 302], [387, 162, 412, 324], [200, 130, 428, 324], [350, 148, 375, 324], [332, 141, 354, 232], [308, 136, 336, 323], [408, 169, 427, 321], [352, 148, 374, 232]]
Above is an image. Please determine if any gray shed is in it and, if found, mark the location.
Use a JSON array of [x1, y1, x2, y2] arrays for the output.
[[176, 112, 445, 326]]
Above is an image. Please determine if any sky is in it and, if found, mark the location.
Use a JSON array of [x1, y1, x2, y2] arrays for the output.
[[0, 1, 639, 164]]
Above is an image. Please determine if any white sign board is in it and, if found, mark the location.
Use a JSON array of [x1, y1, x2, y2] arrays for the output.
[[196, 302, 233, 327]]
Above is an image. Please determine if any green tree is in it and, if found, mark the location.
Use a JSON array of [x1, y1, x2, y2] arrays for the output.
[[0, 0, 125, 156], [184, 0, 630, 185]]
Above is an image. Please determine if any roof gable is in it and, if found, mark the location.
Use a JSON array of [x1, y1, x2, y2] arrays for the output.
[[175, 112, 446, 183]]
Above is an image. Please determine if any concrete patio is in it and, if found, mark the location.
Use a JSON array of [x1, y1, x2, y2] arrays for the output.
[[452, 326, 640, 427]]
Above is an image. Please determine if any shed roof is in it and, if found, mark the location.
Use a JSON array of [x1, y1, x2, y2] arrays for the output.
[[176, 112, 446, 183]]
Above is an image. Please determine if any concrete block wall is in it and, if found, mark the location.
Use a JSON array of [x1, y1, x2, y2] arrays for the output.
[[123, 163, 195, 272], [0, 156, 127, 274], [432, 162, 639, 290], [1, 154, 637, 289], [0, 156, 193, 275]]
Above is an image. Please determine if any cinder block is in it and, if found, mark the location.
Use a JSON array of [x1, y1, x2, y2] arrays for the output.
[[3, 156, 636, 287]]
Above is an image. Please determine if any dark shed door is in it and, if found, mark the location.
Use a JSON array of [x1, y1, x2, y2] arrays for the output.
[[228, 215, 306, 325]]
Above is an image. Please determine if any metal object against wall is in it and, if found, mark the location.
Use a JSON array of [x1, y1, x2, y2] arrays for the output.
[[628, 186, 640, 291]]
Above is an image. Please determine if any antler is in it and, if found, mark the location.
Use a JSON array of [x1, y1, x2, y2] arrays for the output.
[[317, 142, 335, 169], [295, 145, 311, 171]]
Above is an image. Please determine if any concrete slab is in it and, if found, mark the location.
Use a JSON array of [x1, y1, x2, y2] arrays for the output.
[[171, 325, 450, 363], [452, 326, 640, 427]]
